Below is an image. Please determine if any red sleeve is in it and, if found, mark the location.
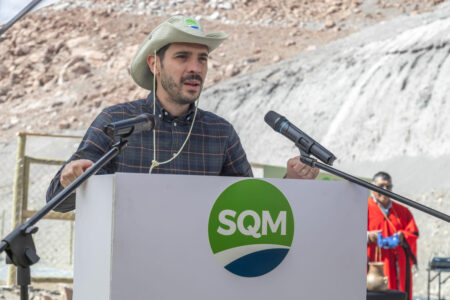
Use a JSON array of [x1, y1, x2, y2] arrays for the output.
[[394, 203, 419, 260]]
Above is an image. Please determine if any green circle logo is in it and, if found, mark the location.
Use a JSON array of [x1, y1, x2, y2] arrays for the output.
[[185, 18, 200, 29], [208, 179, 294, 277]]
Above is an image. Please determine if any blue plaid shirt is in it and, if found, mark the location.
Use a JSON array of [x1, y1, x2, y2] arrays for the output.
[[47, 93, 252, 212]]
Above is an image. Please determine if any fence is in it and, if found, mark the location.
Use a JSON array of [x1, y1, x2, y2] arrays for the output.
[[5, 132, 81, 285]]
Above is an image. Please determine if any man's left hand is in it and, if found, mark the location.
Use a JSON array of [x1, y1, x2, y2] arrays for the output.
[[285, 156, 319, 179]]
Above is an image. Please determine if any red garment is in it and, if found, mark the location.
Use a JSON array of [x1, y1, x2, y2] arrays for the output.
[[367, 197, 419, 300]]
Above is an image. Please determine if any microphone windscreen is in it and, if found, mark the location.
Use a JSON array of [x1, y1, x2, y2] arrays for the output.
[[264, 111, 283, 130], [140, 113, 155, 131]]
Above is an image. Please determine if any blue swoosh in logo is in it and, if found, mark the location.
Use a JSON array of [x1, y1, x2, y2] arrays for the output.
[[224, 248, 290, 277]]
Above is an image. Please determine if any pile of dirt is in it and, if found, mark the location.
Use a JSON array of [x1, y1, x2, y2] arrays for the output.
[[0, 0, 445, 142]]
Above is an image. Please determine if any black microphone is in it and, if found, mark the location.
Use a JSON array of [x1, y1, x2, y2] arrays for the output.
[[264, 111, 336, 165], [104, 113, 155, 137]]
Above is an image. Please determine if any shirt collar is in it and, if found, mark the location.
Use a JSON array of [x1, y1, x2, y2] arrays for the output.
[[146, 92, 196, 123], [371, 193, 391, 216]]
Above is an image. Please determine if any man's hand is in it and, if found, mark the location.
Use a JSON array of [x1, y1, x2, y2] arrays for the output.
[[397, 231, 405, 244], [285, 156, 319, 179], [60, 159, 94, 188], [367, 230, 381, 243]]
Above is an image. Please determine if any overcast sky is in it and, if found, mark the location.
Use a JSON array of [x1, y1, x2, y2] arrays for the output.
[[0, 0, 59, 25]]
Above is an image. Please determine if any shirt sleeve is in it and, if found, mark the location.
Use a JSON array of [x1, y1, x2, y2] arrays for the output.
[[46, 109, 117, 212], [220, 125, 253, 177]]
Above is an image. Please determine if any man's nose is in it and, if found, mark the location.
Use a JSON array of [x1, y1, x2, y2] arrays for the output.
[[186, 59, 203, 73]]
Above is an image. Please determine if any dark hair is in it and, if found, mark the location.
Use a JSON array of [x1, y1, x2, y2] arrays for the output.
[[156, 44, 170, 65], [372, 171, 392, 182], [149, 44, 171, 88]]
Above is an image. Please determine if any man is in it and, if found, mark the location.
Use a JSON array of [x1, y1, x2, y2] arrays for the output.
[[46, 16, 319, 212], [367, 172, 419, 300]]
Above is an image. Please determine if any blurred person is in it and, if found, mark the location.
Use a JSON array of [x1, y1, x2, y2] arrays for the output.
[[46, 16, 319, 212], [367, 171, 419, 300]]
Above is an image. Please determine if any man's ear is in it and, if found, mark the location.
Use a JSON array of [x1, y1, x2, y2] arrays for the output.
[[146, 54, 158, 75]]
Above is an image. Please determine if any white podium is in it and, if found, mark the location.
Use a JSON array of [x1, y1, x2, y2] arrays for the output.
[[74, 173, 367, 300]]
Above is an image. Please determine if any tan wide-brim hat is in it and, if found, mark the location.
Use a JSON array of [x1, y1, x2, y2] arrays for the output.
[[130, 16, 228, 90]]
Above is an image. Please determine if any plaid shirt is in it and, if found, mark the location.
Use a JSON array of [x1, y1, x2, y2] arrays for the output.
[[47, 93, 252, 212]]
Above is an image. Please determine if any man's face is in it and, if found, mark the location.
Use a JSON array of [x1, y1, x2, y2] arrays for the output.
[[373, 177, 393, 208], [156, 42, 208, 106]]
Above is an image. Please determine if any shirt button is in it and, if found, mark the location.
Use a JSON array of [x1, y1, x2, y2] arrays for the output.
[[158, 114, 162, 118], [164, 111, 168, 116], [173, 122, 177, 127]]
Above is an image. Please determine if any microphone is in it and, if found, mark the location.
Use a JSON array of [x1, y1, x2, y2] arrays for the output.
[[264, 111, 336, 165], [104, 113, 155, 137]]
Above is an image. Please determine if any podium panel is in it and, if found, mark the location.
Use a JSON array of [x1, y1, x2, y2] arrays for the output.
[[74, 174, 367, 300]]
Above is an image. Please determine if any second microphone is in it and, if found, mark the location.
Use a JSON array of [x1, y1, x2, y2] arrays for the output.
[[104, 113, 156, 137]]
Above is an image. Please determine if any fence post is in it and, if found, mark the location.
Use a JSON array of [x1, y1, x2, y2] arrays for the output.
[[22, 157, 30, 213], [7, 132, 27, 286]]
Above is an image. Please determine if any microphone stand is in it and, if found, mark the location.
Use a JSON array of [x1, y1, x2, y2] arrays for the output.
[[0, 137, 128, 300], [298, 148, 450, 223]]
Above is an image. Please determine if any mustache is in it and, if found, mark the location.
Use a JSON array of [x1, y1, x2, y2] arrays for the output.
[[181, 74, 203, 84]]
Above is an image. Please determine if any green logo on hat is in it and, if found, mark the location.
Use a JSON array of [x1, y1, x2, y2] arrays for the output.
[[208, 179, 294, 277], [185, 18, 200, 29]]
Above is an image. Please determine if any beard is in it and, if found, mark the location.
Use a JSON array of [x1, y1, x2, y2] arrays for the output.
[[159, 69, 204, 106]]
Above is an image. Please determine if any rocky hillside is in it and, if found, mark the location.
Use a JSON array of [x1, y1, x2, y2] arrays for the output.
[[0, 0, 445, 141]]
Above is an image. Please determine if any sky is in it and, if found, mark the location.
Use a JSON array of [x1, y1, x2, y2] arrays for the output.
[[0, 0, 59, 25]]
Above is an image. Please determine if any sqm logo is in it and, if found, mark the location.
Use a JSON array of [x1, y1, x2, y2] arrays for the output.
[[217, 210, 287, 238], [208, 179, 294, 277]]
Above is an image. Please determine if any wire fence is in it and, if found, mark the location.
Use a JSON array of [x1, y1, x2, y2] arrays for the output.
[[0, 132, 82, 285], [24, 159, 75, 280], [0, 136, 21, 283]]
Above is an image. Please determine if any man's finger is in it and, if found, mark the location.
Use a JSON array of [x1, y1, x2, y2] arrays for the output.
[[59, 159, 94, 188], [299, 166, 318, 179], [294, 163, 306, 175], [61, 171, 77, 188], [72, 165, 84, 178], [313, 167, 319, 177], [78, 159, 94, 171]]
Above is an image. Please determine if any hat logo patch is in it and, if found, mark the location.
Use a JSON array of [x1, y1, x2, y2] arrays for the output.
[[185, 18, 200, 29]]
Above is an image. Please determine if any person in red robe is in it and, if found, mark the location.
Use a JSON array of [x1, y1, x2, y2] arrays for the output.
[[367, 172, 419, 300]]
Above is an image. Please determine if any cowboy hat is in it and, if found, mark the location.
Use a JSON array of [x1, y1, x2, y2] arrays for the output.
[[130, 16, 228, 90]]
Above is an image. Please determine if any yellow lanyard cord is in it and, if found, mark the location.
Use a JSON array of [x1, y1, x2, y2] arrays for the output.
[[149, 50, 199, 173], [149, 98, 199, 173]]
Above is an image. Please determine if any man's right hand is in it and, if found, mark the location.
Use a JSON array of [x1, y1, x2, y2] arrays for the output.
[[367, 230, 381, 243], [60, 159, 94, 188]]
